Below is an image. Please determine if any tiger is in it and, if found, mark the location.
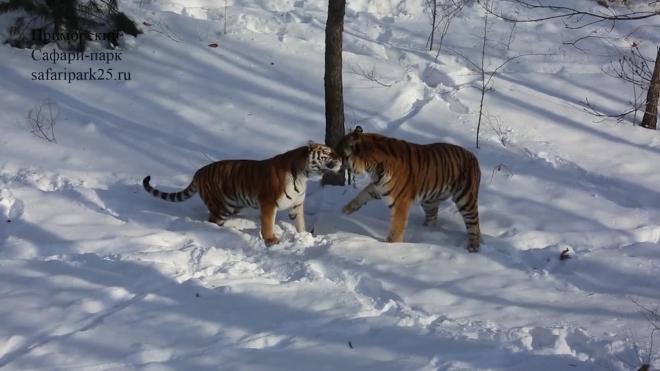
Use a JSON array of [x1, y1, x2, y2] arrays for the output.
[[142, 142, 342, 246], [336, 126, 482, 252]]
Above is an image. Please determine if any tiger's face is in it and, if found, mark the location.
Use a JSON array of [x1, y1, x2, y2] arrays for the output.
[[336, 126, 370, 174], [306, 142, 343, 175]]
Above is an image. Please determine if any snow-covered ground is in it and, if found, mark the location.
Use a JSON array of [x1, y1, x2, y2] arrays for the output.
[[1, 0, 660, 369]]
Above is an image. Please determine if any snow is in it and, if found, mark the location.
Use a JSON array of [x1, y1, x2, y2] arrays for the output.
[[1, 0, 660, 369]]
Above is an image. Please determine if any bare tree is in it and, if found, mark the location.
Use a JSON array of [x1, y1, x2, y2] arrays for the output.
[[478, 0, 660, 129], [427, 0, 437, 51], [641, 47, 660, 129], [427, 0, 468, 55], [444, 39, 546, 149], [476, 4, 489, 148], [586, 42, 654, 124], [322, 0, 347, 185]]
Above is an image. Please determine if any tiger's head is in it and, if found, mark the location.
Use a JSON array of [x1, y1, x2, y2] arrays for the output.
[[306, 142, 343, 176], [335, 126, 376, 175]]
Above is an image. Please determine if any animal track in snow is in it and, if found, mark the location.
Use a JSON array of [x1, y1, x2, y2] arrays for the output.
[[513, 326, 591, 360], [0, 189, 24, 222]]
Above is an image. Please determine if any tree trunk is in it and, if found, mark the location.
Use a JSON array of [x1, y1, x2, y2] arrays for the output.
[[429, 0, 436, 51], [641, 47, 660, 130], [322, 0, 346, 186]]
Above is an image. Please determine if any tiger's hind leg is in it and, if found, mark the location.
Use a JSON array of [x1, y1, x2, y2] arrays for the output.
[[453, 191, 481, 253], [208, 212, 226, 226], [206, 201, 231, 227], [421, 200, 440, 226]]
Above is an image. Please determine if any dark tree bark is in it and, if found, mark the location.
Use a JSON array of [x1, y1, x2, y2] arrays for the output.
[[641, 47, 660, 130], [322, 0, 347, 186], [47, 0, 85, 51]]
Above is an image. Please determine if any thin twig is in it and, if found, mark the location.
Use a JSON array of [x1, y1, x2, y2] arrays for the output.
[[476, 3, 488, 149]]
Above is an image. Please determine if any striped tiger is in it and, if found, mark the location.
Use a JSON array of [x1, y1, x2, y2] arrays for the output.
[[336, 126, 482, 252], [143, 142, 342, 246]]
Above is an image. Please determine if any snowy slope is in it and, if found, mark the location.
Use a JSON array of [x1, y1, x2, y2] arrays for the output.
[[1, 0, 660, 369]]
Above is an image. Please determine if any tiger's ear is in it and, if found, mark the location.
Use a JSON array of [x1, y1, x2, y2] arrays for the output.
[[352, 126, 363, 138]]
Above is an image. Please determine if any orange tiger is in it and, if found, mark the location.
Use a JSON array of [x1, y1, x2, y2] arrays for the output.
[[336, 126, 482, 252], [143, 142, 342, 246]]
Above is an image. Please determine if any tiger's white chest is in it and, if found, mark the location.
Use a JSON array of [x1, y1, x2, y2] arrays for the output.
[[275, 174, 307, 210]]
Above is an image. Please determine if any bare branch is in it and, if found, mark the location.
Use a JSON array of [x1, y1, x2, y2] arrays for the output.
[[631, 297, 660, 330], [347, 63, 395, 87], [25, 99, 58, 143], [486, 52, 551, 86], [486, 115, 512, 147], [477, 0, 660, 27], [582, 97, 641, 124], [443, 47, 482, 71], [489, 163, 514, 185], [562, 34, 619, 55]]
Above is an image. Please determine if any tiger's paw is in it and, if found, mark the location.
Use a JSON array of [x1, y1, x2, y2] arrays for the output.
[[423, 219, 436, 227], [342, 202, 361, 215], [386, 234, 403, 243], [466, 243, 480, 253], [264, 236, 281, 246]]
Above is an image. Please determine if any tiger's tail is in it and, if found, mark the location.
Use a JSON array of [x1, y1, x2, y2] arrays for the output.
[[142, 175, 197, 202]]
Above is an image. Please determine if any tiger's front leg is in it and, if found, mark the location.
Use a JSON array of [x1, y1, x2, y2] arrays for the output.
[[342, 184, 380, 215], [288, 202, 306, 233], [387, 198, 412, 242], [260, 203, 280, 246]]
